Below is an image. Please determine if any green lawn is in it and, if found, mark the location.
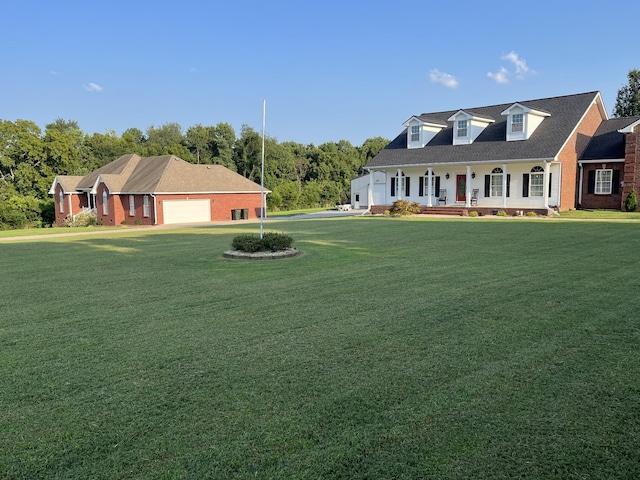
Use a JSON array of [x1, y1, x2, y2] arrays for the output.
[[1, 217, 639, 479]]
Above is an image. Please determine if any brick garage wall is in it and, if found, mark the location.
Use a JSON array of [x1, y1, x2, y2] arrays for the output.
[[556, 101, 605, 211], [622, 127, 640, 211], [210, 193, 263, 221], [155, 193, 263, 224]]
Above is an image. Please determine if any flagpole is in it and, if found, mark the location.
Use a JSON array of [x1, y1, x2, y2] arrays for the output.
[[260, 99, 266, 239]]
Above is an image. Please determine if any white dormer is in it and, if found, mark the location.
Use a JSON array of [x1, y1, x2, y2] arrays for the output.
[[447, 110, 494, 145], [403, 116, 447, 149], [501, 103, 551, 141]]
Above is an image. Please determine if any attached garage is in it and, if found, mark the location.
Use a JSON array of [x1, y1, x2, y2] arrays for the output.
[[162, 199, 211, 224]]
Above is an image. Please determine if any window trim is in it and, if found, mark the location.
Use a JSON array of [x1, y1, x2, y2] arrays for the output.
[[490, 168, 503, 197], [102, 190, 108, 215], [457, 119, 468, 137], [410, 125, 420, 142], [512, 113, 524, 133], [529, 166, 544, 197], [595, 169, 613, 195]]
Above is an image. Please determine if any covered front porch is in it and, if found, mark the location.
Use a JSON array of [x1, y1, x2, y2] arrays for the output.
[[366, 160, 560, 214]]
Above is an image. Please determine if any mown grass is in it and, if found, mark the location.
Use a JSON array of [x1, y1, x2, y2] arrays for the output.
[[559, 209, 640, 220], [1, 217, 639, 479]]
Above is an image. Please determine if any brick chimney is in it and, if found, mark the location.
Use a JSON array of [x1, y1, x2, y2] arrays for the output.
[[622, 125, 640, 210]]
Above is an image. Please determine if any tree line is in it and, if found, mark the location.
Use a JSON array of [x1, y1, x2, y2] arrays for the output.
[[0, 118, 388, 229]]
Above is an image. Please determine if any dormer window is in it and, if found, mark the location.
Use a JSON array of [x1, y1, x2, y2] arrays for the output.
[[403, 116, 446, 149], [457, 120, 468, 137], [512, 114, 524, 132], [501, 103, 550, 141], [410, 125, 420, 142], [448, 110, 494, 145]]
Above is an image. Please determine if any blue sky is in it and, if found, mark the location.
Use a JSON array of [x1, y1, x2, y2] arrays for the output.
[[1, 0, 637, 146]]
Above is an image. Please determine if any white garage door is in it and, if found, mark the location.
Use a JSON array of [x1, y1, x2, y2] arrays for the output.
[[163, 199, 211, 224]]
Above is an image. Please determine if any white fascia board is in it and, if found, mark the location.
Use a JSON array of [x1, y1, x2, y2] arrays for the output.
[[90, 175, 107, 194], [618, 119, 640, 133], [48, 177, 60, 195], [578, 158, 625, 165], [501, 103, 551, 117]]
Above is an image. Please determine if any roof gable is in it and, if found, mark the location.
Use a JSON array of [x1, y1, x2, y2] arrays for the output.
[[580, 116, 640, 161]]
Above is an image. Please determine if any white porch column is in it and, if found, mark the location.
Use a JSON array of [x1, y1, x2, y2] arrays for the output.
[[502, 164, 508, 208], [427, 167, 433, 207], [397, 169, 402, 200], [544, 162, 550, 209], [367, 172, 373, 209], [465, 165, 472, 207]]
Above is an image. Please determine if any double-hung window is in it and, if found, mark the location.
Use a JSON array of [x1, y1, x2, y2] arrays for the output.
[[512, 113, 524, 133], [410, 125, 420, 142], [490, 168, 503, 197], [143, 195, 150, 217], [59, 190, 64, 213], [595, 169, 613, 194], [457, 120, 468, 137], [129, 195, 135, 216], [529, 166, 544, 196], [102, 190, 108, 215]]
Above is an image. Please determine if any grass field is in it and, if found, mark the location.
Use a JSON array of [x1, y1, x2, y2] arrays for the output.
[[1, 217, 639, 479]]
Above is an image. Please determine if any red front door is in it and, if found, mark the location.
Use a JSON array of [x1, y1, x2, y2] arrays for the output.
[[456, 175, 466, 202]]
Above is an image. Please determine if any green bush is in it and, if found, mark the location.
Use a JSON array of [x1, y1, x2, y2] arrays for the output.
[[526, 211, 537, 217], [496, 210, 508, 217], [231, 232, 294, 253], [468, 211, 479, 217], [388, 199, 422, 216], [261, 232, 294, 252], [231, 234, 264, 253], [625, 189, 638, 212]]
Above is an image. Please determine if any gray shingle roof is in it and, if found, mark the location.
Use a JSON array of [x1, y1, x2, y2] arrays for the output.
[[580, 117, 640, 160], [365, 92, 601, 169]]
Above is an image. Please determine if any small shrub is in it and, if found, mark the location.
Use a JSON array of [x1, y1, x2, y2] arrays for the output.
[[625, 189, 638, 212], [62, 211, 97, 227], [134, 219, 142, 225], [526, 211, 537, 217], [496, 210, 508, 217], [261, 232, 294, 252], [388, 199, 421, 217], [231, 234, 264, 253], [231, 232, 294, 253], [120, 220, 128, 225], [383, 210, 390, 216], [468, 211, 479, 217]]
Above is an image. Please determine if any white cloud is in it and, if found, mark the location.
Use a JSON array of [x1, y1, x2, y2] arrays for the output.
[[83, 82, 103, 93], [488, 51, 535, 84], [429, 69, 459, 88], [501, 51, 531, 78], [487, 67, 510, 84]]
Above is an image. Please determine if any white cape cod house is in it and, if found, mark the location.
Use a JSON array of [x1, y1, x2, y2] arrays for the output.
[[362, 92, 640, 214]]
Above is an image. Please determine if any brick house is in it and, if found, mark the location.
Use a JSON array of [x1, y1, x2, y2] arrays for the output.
[[49, 154, 268, 226], [362, 91, 640, 214]]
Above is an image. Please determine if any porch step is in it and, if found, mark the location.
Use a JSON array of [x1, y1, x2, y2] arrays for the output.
[[420, 206, 466, 216]]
